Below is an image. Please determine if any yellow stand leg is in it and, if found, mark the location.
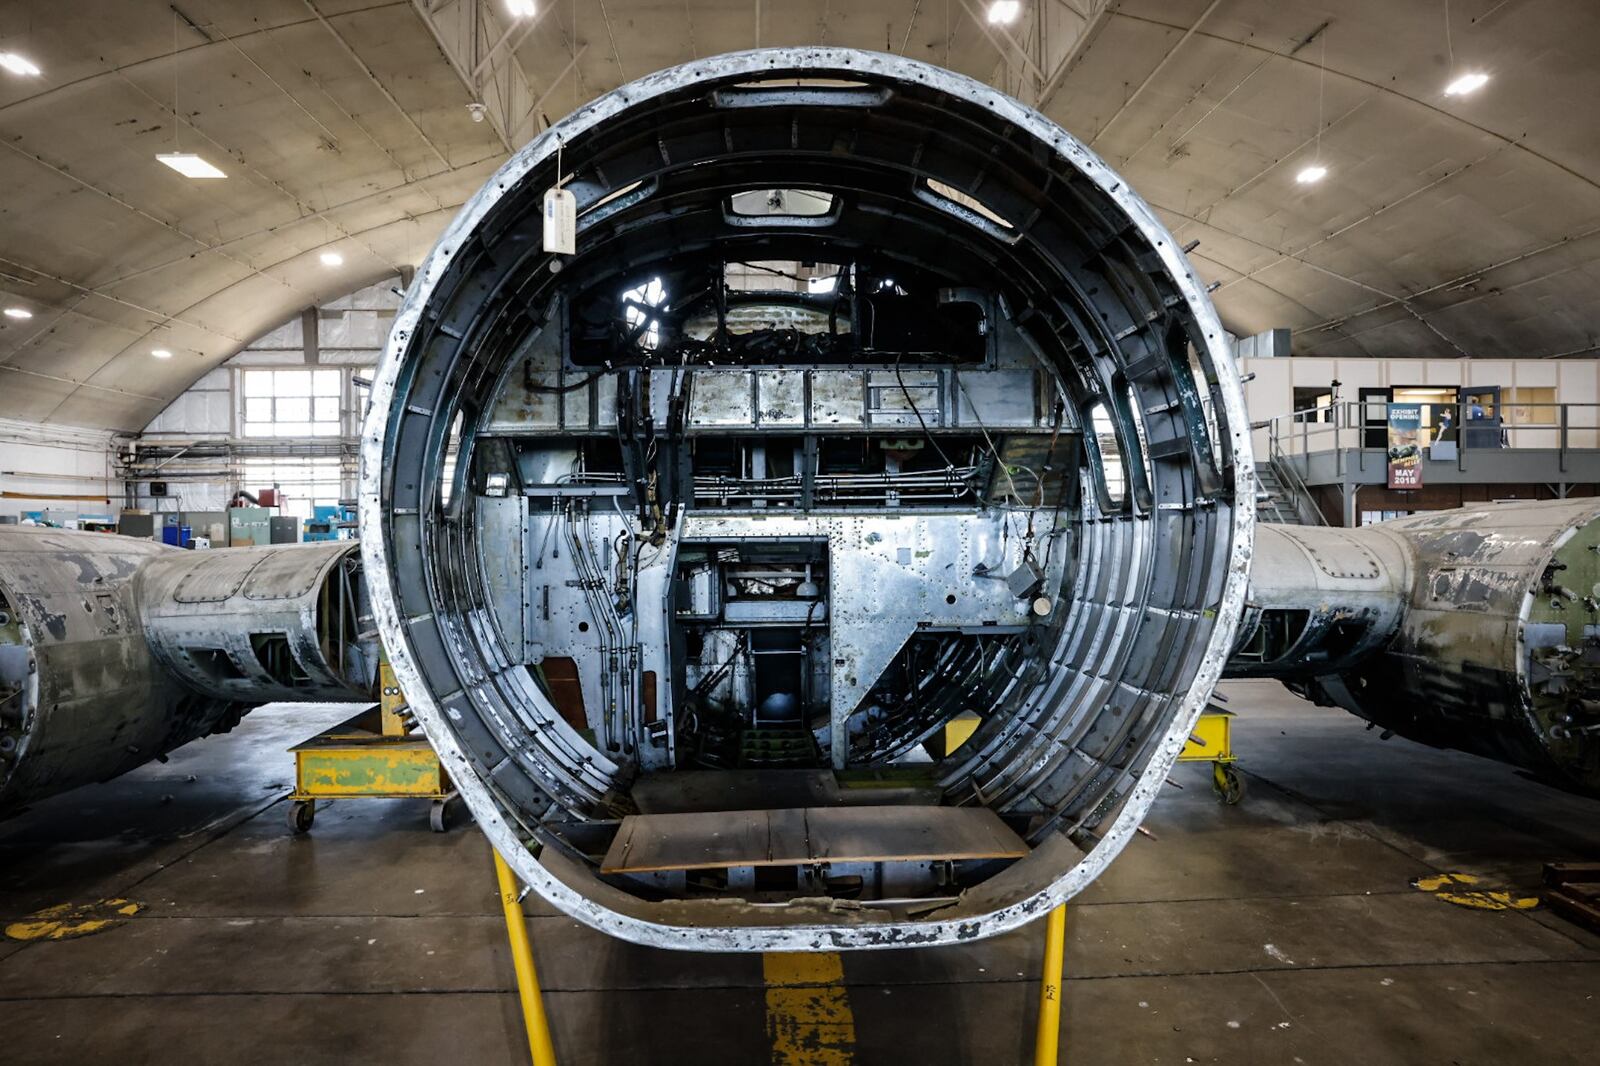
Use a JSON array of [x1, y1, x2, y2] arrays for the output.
[[1034, 904, 1067, 1066], [494, 848, 559, 1066]]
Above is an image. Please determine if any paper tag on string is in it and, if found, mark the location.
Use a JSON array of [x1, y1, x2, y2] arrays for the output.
[[542, 186, 576, 255]]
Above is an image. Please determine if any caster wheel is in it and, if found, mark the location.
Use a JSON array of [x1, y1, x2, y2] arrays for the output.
[[429, 794, 468, 832], [288, 800, 316, 834], [1212, 764, 1244, 805]]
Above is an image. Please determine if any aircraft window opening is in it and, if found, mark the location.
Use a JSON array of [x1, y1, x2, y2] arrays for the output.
[[925, 178, 1013, 230]]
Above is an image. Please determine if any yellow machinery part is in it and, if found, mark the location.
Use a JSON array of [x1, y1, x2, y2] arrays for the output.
[[1179, 708, 1234, 763]]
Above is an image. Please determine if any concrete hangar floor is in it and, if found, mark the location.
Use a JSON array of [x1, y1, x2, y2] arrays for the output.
[[1, 680, 1597, 1065]]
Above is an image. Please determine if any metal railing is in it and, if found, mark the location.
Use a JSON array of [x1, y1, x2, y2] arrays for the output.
[[1256, 400, 1600, 473], [1264, 429, 1327, 525]]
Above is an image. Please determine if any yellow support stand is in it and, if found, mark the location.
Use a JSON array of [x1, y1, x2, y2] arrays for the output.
[[1034, 903, 1067, 1066], [285, 660, 460, 833], [1177, 705, 1244, 804], [494, 848, 559, 1066]]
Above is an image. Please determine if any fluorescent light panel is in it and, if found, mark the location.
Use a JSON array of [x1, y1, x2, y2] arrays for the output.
[[151, 348, 173, 359], [1296, 164, 1328, 184], [506, 0, 537, 17], [3, 307, 32, 319], [156, 152, 227, 179], [1445, 72, 1490, 96], [0, 53, 40, 76], [987, 0, 1021, 23], [320, 251, 344, 267]]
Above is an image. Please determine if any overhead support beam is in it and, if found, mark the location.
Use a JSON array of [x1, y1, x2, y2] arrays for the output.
[[955, 0, 1046, 92], [0, 364, 168, 403], [1033, 0, 1121, 111], [0, 254, 248, 347], [527, 45, 589, 130], [1089, 0, 1224, 147], [410, 0, 537, 153], [473, 2, 552, 82], [302, 0, 456, 170]]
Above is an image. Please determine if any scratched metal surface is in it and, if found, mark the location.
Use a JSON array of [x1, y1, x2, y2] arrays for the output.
[[0, 529, 374, 812], [1228, 501, 1600, 792], [359, 48, 1255, 951]]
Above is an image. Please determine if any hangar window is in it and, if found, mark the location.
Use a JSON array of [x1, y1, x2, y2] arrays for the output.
[[729, 188, 835, 217], [1086, 401, 1126, 511], [243, 369, 342, 438], [621, 277, 667, 350], [239, 457, 345, 521]]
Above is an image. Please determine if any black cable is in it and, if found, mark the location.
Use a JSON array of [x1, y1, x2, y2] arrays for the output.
[[525, 370, 605, 394], [893, 350, 955, 470], [731, 261, 817, 285]]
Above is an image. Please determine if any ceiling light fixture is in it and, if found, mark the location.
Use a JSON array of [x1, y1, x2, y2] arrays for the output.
[[0, 53, 40, 76], [506, 0, 537, 17], [155, 13, 225, 182], [1444, 71, 1489, 96], [987, 0, 1021, 23], [320, 251, 344, 267], [156, 152, 227, 179], [1296, 164, 1328, 184], [3, 307, 32, 320], [151, 348, 173, 359]]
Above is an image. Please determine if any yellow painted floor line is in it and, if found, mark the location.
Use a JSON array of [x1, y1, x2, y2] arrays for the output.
[[763, 952, 857, 1066]]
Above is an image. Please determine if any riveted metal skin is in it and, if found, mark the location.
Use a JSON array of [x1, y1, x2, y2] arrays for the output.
[[1226, 523, 1412, 680], [360, 48, 1255, 951], [138, 541, 374, 704], [1228, 502, 1600, 793], [0, 529, 374, 812], [0, 529, 203, 810]]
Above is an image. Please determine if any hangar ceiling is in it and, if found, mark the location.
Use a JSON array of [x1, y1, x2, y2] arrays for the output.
[[0, 0, 1596, 431]]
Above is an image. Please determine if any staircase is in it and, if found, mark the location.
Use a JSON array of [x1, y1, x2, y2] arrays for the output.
[[1255, 461, 1310, 525]]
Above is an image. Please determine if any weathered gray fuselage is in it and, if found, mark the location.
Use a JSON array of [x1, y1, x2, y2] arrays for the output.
[[1227, 500, 1600, 792], [360, 48, 1255, 952], [0, 528, 374, 812]]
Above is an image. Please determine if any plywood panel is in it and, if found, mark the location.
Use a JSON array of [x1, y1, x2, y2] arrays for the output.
[[1241, 356, 1291, 423], [1564, 360, 1598, 444], [1425, 360, 1463, 386], [1287, 358, 1336, 388], [1515, 362, 1559, 387], [1335, 359, 1383, 391], [1466, 360, 1513, 386], [601, 806, 1027, 873]]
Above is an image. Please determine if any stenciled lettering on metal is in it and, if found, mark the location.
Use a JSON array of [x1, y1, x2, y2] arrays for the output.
[[360, 48, 1255, 951]]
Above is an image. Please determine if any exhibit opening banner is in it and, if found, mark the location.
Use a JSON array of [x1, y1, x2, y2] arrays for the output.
[[1387, 403, 1423, 489]]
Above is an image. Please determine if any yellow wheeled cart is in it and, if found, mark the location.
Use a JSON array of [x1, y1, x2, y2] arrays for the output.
[[286, 660, 462, 833], [1179, 704, 1244, 804], [940, 708, 1242, 803]]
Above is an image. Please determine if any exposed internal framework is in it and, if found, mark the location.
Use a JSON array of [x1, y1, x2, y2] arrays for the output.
[[361, 48, 1254, 951]]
